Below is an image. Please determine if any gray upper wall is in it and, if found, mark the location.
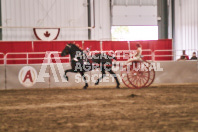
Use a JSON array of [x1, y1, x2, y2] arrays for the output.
[[0, 0, 198, 55]]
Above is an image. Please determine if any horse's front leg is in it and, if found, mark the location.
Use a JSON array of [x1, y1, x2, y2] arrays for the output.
[[64, 69, 78, 81], [95, 67, 106, 85], [108, 69, 120, 88], [79, 71, 88, 89]]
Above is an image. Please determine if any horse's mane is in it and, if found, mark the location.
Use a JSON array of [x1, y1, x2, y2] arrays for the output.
[[69, 43, 83, 51]]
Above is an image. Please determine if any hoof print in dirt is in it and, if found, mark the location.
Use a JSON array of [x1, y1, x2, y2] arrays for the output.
[[128, 94, 138, 98]]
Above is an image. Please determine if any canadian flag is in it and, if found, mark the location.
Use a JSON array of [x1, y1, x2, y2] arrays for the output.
[[33, 28, 60, 41]]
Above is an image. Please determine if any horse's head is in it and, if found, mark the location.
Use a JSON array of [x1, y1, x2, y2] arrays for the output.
[[61, 44, 71, 56], [61, 43, 83, 57]]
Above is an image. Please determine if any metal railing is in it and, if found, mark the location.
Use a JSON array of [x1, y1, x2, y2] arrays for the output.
[[0, 53, 5, 64], [154, 50, 173, 61], [48, 51, 70, 64], [91, 49, 153, 60], [4, 49, 197, 64], [154, 49, 198, 61], [115, 49, 153, 60], [3, 50, 153, 65], [5, 52, 46, 64], [5, 52, 70, 64]]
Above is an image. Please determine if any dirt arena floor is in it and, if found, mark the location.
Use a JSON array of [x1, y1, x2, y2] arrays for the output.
[[1, 85, 198, 132]]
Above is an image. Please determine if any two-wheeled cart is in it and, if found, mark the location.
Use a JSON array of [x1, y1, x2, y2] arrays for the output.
[[121, 60, 155, 89]]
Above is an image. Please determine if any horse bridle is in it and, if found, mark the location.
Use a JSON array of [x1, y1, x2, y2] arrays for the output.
[[66, 44, 72, 49]]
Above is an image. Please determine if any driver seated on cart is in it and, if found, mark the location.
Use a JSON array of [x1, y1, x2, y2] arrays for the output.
[[127, 43, 142, 64]]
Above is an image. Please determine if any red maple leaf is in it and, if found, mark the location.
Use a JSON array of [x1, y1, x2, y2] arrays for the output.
[[44, 31, 50, 37]]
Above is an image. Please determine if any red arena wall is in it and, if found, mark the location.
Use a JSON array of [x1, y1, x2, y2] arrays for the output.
[[0, 39, 172, 64]]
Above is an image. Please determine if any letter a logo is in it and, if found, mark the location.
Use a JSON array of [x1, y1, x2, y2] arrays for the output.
[[23, 70, 33, 83], [18, 66, 37, 87]]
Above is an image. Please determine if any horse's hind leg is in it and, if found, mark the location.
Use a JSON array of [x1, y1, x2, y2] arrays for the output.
[[80, 72, 88, 89], [108, 69, 120, 88], [95, 68, 106, 85]]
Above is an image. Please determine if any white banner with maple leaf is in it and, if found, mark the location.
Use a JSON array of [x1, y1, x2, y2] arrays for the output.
[[33, 28, 60, 41]]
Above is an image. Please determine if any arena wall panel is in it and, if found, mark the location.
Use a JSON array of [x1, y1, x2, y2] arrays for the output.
[[154, 61, 198, 84], [49, 63, 74, 88], [87, 68, 123, 88], [49, 63, 96, 88], [47, 61, 198, 89], [49, 63, 123, 89], [102, 41, 129, 51], [0, 65, 5, 90], [6, 64, 50, 89], [89, 67, 123, 88], [3, 61, 198, 90], [0, 41, 32, 54]]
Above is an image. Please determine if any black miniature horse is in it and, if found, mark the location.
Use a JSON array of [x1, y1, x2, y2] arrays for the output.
[[61, 43, 120, 89]]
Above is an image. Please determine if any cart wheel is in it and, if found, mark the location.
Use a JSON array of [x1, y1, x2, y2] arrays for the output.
[[121, 65, 135, 89], [128, 60, 150, 89], [144, 61, 155, 87]]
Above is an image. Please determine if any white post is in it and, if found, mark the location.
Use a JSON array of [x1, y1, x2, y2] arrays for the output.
[[27, 53, 29, 64]]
